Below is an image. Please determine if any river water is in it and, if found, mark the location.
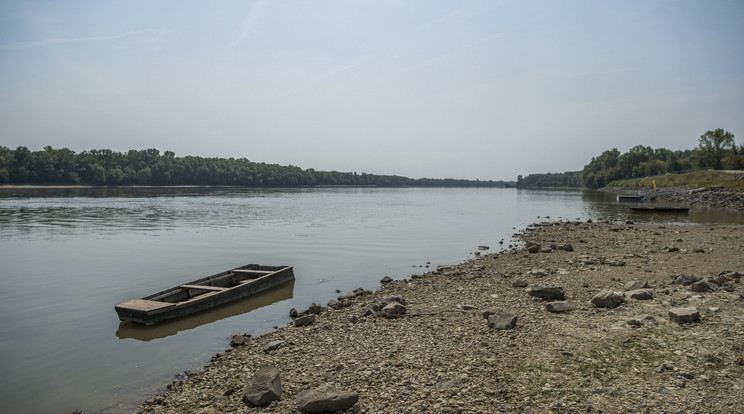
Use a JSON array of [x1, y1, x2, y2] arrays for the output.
[[0, 186, 742, 413]]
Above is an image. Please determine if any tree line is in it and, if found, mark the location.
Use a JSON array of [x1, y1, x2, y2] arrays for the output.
[[517, 129, 742, 189], [0, 146, 510, 188]]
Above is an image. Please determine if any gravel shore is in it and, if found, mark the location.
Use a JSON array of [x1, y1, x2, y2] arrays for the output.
[[135, 220, 744, 413]]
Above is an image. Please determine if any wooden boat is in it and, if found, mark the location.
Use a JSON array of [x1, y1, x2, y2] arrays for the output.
[[629, 206, 689, 213], [115, 264, 294, 324]]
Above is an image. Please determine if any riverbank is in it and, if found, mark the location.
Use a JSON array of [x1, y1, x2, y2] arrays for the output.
[[135, 220, 744, 413]]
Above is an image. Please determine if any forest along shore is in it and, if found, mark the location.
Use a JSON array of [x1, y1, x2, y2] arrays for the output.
[[135, 220, 744, 414]]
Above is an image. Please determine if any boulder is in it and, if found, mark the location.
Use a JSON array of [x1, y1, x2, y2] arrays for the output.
[[690, 278, 718, 292], [381, 302, 407, 317], [380, 276, 393, 284], [289, 308, 298, 318], [627, 289, 654, 300], [624, 280, 650, 291], [487, 311, 518, 330], [243, 365, 281, 407], [337, 292, 356, 301], [527, 286, 566, 301], [669, 307, 700, 324], [296, 384, 359, 413], [546, 301, 576, 313], [591, 290, 625, 309], [308, 303, 323, 315], [672, 274, 701, 286], [527, 243, 541, 254], [230, 334, 249, 347], [380, 296, 407, 308], [294, 315, 315, 327]]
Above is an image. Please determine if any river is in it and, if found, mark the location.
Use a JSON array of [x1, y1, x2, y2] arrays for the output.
[[0, 186, 742, 413]]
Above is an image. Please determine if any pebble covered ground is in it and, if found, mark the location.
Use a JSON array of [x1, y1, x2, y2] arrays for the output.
[[136, 220, 744, 413]]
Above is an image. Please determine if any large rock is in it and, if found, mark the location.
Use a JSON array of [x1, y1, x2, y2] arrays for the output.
[[243, 365, 281, 407], [230, 334, 249, 347], [669, 307, 700, 324], [690, 278, 718, 292], [263, 340, 285, 353], [487, 311, 518, 330], [337, 292, 356, 301], [296, 383, 359, 413], [380, 296, 407, 308], [308, 303, 323, 315], [672, 274, 701, 286], [627, 289, 654, 300], [527, 286, 565, 301], [526, 243, 541, 254], [381, 302, 407, 317], [591, 290, 625, 308], [546, 301, 576, 313], [294, 314, 315, 327], [624, 280, 650, 291]]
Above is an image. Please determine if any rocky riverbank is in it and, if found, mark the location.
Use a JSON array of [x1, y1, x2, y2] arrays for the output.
[[657, 186, 744, 212], [135, 221, 744, 413]]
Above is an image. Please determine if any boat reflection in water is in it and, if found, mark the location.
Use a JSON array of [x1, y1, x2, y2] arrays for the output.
[[116, 279, 294, 341]]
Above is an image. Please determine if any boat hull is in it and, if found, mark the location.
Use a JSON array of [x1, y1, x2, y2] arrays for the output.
[[115, 264, 294, 324]]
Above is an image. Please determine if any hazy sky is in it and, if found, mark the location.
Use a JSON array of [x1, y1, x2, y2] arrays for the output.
[[1, 1, 743, 180]]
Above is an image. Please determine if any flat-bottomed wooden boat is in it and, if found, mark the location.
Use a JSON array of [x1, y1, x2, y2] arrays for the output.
[[115, 264, 294, 324]]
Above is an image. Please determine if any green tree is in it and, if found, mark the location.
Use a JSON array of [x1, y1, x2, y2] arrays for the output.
[[697, 129, 735, 169]]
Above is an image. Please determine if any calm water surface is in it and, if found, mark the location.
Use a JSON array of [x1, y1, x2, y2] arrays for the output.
[[0, 187, 742, 413]]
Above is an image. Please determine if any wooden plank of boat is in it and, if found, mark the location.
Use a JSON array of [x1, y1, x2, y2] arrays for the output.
[[629, 206, 689, 212], [115, 264, 294, 324], [180, 284, 228, 291]]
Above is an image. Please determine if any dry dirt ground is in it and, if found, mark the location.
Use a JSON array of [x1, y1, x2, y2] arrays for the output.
[[136, 221, 744, 413]]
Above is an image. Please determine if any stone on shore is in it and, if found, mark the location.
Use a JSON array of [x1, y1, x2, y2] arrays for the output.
[[690, 278, 719, 292], [294, 315, 315, 327], [308, 303, 323, 315], [511, 279, 528, 288], [230, 334, 249, 347], [263, 340, 285, 353], [624, 280, 650, 291], [380, 276, 393, 284], [243, 365, 281, 407], [382, 302, 407, 317], [526, 242, 541, 254], [672, 274, 701, 286], [669, 307, 700, 324], [627, 288, 654, 300], [487, 311, 518, 330], [546, 301, 576, 313], [296, 383, 359, 413], [591, 290, 625, 308], [527, 286, 566, 300], [380, 296, 407, 308]]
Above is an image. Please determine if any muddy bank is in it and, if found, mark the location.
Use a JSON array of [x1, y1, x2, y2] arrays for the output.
[[135, 221, 744, 413]]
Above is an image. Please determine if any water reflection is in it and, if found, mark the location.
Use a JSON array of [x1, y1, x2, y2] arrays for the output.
[[116, 280, 294, 341]]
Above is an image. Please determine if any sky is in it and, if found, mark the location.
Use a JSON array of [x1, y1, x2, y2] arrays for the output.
[[1, 1, 743, 181]]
